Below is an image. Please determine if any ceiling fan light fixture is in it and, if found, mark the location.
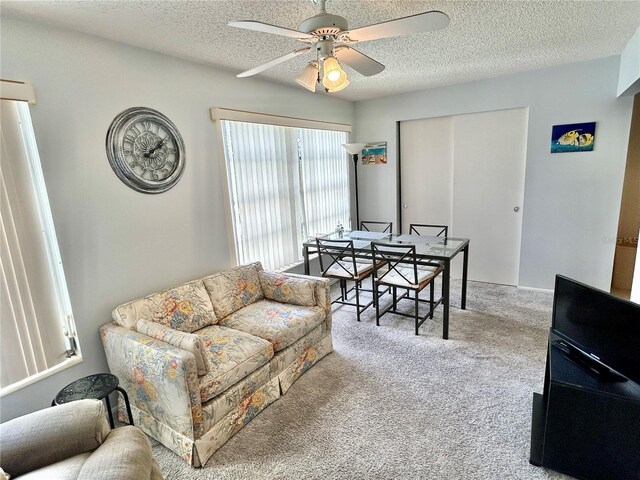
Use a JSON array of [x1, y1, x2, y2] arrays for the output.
[[230, 2, 449, 92], [324, 76, 350, 93], [322, 58, 349, 92], [295, 62, 319, 92], [322, 56, 342, 82], [322, 71, 349, 92]]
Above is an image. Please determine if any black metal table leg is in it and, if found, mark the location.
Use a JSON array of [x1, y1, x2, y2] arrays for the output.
[[104, 394, 115, 429], [303, 245, 310, 275], [442, 259, 450, 340], [429, 281, 435, 319], [51, 373, 134, 429], [414, 293, 419, 335], [116, 386, 134, 425], [461, 244, 469, 310]]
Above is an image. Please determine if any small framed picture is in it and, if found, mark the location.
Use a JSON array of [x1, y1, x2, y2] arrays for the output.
[[550, 122, 596, 153], [361, 142, 387, 165]]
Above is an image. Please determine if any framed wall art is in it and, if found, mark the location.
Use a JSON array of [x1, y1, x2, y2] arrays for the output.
[[550, 122, 596, 153], [361, 141, 387, 165]]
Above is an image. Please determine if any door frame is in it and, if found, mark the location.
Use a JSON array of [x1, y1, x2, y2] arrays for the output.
[[396, 120, 404, 233]]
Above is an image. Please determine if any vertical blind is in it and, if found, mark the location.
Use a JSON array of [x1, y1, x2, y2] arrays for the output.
[[299, 128, 351, 239], [0, 100, 76, 391], [221, 120, 349, 270]]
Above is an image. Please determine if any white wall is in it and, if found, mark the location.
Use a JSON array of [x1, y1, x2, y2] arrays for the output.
[[618, 26, 640, 97], [0, 17, 353, 421], [354, 56, 634, 290]]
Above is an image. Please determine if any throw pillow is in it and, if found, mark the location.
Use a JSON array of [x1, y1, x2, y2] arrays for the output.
[[203, 262, 264, 319], [136, 319, 208, 376], [258, 270, 316, 307], [112, 280, 217, 332]]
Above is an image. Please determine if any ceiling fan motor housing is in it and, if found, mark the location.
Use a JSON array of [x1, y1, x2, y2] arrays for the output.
[[300, 12, 348, 36]]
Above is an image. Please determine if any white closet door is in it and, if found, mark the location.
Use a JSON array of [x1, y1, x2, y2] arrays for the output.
[[452, 108, 528, 285], [400, 116, 453, 233], [400, 108, 528, 285]]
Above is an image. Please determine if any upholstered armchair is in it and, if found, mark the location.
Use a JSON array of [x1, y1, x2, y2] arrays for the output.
[[0, 399, 162, 479]]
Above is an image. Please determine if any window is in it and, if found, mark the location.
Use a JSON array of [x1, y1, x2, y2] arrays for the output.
[[1, 98, 79, 395], [220, 118, 350, 270]]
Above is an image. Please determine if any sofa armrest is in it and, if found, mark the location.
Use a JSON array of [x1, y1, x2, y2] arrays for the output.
[[100, 323, 204, 440], [281, 273, 332, 330], [0, 399, 110, 477]]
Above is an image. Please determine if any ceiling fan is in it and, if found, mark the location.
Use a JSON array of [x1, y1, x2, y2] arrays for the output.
[[229, 0, 449, 93]]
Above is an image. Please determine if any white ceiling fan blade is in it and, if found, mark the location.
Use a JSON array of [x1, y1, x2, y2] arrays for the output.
[[237, 47, 311, 78], [335, 47, 385, 77], [344, 11, 449, 42], [229, 21, 316, 41]]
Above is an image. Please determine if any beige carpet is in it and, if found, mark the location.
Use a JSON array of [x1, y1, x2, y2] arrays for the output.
[[152, 280, 571, 479]]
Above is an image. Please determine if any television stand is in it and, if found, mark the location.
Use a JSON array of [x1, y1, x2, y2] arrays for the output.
[[530, 332, 640, 480], [551, 340, 628, 382]]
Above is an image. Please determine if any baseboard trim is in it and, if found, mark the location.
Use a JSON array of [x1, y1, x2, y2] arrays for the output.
[[517, 285, 553, 294]]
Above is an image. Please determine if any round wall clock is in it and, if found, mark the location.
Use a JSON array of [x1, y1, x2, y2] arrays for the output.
[[106, 107, 185, 194]]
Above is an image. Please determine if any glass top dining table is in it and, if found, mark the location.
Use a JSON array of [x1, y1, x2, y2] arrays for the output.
[[302, 230, 470, 340]]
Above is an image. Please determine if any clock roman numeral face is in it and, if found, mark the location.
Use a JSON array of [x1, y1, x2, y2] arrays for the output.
[[121, 119, 178, 181], [106, 107, 185, 194]]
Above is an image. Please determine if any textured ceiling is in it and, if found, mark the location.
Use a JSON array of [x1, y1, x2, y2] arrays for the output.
[[2, 0, 640, 101]]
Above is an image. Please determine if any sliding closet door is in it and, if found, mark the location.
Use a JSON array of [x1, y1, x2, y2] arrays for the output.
[[400, 116, 453, 232], [452, 108, 528, 285], [400, 108, 528, 285]]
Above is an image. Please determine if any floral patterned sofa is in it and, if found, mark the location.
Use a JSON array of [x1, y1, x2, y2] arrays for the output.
[[100, 262, 332, 467]]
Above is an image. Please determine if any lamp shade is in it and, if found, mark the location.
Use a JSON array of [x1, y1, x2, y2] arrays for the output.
[[323, 65, 349, 92], [323, 56, 342, 82], [342, 143, 367, 155], [323, 76, 350, 92], [295, 63, 318, 92]]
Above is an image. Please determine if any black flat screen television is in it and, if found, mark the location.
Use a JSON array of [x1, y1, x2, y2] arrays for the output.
[[552, 275, 640, 385]]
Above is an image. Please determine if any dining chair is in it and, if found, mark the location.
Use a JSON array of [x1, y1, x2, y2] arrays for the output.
[[316, 238, 377, 322], [408, 224, 448, 306], [371, 242, 443, 335], [409, 224, 448, 237], [360, 221, 393, 233], [358, 220, 394, 298]]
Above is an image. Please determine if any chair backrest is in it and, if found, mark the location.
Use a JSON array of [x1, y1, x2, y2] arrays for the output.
[[316, 238, 359, 278], [360, 221, 393, 233], [409, 224, 448, 237], [371, 242, 419, 286]]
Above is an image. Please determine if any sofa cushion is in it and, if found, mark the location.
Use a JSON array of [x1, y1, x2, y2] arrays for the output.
[[269, 323, 327, 378], [196, 325, 274, 402], [201, 363, 271, 431], [218, 299, 325, 352], [112, 280, 216, 332], [136, 320, 208, 376], [258, 271, 316, 307], [203, 262, 264, 319]]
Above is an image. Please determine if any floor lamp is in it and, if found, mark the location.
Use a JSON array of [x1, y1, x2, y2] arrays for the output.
[[342, 143, 367, 230]]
